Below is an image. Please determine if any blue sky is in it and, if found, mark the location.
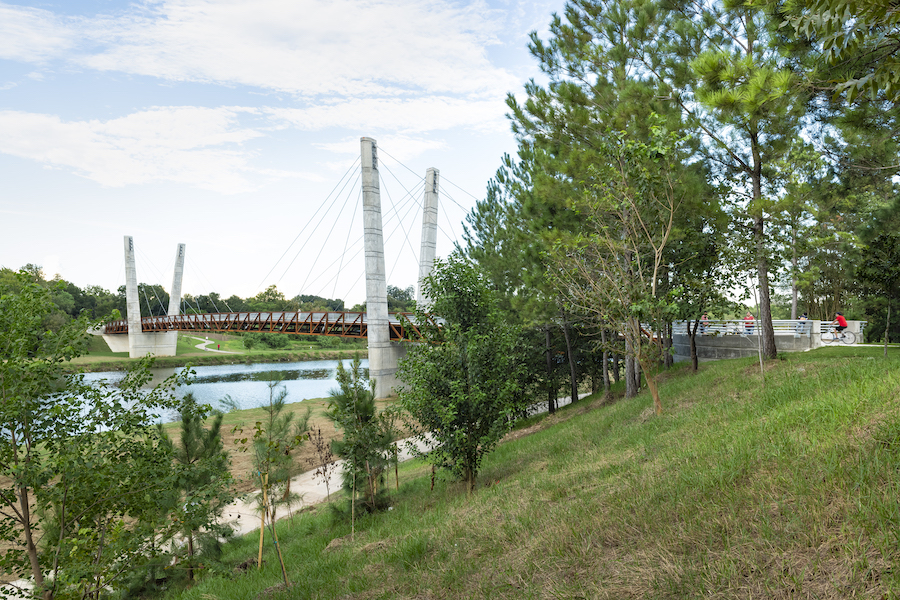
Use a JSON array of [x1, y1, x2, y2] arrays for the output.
[[0, 0, 564, 306]]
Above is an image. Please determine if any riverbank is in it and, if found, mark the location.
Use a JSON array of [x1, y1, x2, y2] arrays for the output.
[[67, 333, 368, 372], [68, 349, 368, 372]]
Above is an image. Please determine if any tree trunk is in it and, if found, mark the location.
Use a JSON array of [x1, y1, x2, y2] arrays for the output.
[[689, 319, 699, 371], [751, 141, 777, 359], [612, 352, 620, 383], [633, 357, 642, 391], [791, 227, 799, 320], [545, 327, 556, 414], [639, 357, 663, 415], [561, 312, 578, 404], [601, 328, 610, 393], [625, 340, 637, 398], [665, 322, 674, 368], [19, 487, 46, 596]]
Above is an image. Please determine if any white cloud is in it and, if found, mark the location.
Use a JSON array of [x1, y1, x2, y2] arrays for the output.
[[0, 3, 76, 62], [0, 107, 279, 192], [264, 96, 508, 134], [0, 0, 519, 99]]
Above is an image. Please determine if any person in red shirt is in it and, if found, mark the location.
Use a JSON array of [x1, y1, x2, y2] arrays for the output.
[[744, 311, 755, 334], [831, 312, 849, 338]]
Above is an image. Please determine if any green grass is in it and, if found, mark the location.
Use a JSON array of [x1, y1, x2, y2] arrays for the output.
[[159, 347, 900, 597]]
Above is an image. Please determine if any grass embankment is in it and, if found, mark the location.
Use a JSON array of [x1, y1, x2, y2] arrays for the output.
[[159, 345, 900, 599], [68, 334, 367, 372]]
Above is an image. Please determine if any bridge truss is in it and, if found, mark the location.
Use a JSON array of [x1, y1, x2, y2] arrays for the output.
[[103, 311, 422, 341]]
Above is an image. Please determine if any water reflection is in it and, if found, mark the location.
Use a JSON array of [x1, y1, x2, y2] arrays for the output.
[[82, 358, 368, 422]]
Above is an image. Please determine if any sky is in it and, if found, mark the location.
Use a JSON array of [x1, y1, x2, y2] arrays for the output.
[[0, 0, 565, 307]]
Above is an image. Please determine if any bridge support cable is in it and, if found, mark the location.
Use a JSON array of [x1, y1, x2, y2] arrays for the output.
[[379, 160, 426, 248], [378, 170, 424, 286], [295, 171, 363, 295], [332, 188, 363, 302], [133, 246, 174, 316], [184, 258, 230, 313], [256, 156, 361, 292]]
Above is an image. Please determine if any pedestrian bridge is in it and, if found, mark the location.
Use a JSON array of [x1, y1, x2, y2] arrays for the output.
[[103, 311, 424, 341]]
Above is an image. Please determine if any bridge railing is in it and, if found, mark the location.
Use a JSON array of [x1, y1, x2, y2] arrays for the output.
[[103, 311, 425, 341], [672, 319, 867, 339]]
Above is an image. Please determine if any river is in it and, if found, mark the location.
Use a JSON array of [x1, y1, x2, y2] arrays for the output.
[[82, 358, 368, 422]]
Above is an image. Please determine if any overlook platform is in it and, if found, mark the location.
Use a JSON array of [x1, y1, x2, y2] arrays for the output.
[[672, 319, 867, 362]]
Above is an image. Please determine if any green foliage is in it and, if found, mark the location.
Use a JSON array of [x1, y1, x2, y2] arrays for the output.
[[398, 254, 528, 492], [158, 393, 235, 580], [786, 0, 900, 102], [325, 354, 397, 513], [243, 380, 310, 515], [387, 285, 416, 312], [0, 270, 215, 597]]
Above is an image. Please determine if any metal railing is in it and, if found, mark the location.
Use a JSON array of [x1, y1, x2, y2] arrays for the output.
[[103, 311, 424, 341], [672, 319, 867, 340]]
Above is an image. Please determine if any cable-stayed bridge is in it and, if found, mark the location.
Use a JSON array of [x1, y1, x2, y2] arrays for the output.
[[102, 137, 444, 397]]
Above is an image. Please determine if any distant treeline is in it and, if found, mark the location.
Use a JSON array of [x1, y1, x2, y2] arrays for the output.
[[0, 265, 416, 330]]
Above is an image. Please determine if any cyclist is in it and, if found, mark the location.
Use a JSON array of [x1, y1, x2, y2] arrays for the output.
[[830, 312, 849, 339]]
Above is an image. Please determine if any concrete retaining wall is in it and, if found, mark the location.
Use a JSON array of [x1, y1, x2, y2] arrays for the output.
[[673, 320, 865, 362]]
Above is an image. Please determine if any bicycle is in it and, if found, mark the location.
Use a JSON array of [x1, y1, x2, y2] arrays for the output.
[[820, 327, 856, 345]]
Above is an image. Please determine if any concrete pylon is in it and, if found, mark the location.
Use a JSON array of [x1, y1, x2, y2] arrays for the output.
[[167, 243, 186, 317], [124, 235, 145, 357], [120, 236, 179, 358], [361, 137, 405, 398], [417, 167, 439, 308]]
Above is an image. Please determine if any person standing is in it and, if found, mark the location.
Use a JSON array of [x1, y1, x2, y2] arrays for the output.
[[700, 312, 710, 335], [744, 311, 755, 335], [795, 312, 808, 334]]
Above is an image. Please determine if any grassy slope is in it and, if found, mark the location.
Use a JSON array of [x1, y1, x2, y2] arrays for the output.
[[165, 347, 900, 599]]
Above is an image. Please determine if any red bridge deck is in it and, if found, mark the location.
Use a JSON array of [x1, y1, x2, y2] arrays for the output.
[[103, 311, 421, 341]]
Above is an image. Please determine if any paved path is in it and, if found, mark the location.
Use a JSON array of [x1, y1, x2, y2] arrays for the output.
[[189, 336, 240, 354], [222, 435, 433, 537]]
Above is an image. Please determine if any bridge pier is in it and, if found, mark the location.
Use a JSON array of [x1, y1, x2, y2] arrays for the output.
[[108, 236, 184, 358], [360, 137, 406, 397]]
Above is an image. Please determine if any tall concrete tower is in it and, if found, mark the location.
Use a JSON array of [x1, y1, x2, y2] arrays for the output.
[[167, 243, 186, 317], [361, 137, 398, 397], [121, 236, 182, 358], [417, 167, 439, 308], [124, 236, 145, 357]]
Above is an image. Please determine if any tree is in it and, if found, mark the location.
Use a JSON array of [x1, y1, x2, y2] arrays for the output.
[[857, 200, 900, 353], [325, 355, 396, 521], [398, 254, 527, 493], [386, 285, 416, 312], [158, 394, 234, 581], [552, 124, 682, 415], [786, 0, 900, 102], [0, 271, 197, 598]]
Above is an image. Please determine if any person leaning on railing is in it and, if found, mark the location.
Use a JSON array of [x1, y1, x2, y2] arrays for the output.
[[795, 313, 808, 334]]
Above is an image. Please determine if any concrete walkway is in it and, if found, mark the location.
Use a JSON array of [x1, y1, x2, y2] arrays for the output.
[[189, 336, 240, 354]]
